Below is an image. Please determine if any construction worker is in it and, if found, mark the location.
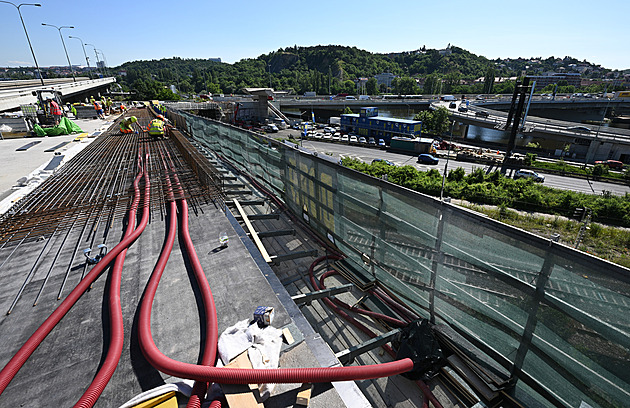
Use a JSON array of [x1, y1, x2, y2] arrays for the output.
[[48, 98, 62, 125], [120, 116, 138, 134], [93, 99, 105, 119], [147, 117, 165, 138], [106, 97, 113, 115]]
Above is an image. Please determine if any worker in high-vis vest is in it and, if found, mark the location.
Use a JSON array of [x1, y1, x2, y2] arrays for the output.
[[119, 116, 138, 134], [147, 118, 165, 138]]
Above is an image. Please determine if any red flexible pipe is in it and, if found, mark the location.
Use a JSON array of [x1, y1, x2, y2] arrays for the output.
[[138, 227, 413, 384], [0, 154, 152, 397], [162, 152, 219, 408], [309, 257, 443, 408], [74, 154, 147, 408], [319, 270, 406, 328], [179, 199, 218, 408]]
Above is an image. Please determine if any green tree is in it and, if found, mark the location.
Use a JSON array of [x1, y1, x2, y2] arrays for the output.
[[414, 106, 451, 135], [393, 76, 420, 95], [483, 66, 495, 94], [366, 77, 379, 95]]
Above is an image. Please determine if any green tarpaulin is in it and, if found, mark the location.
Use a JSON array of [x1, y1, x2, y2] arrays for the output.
[[33, 117, 83, 136]]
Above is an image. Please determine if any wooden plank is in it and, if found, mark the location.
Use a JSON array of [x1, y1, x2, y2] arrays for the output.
[[73, 132, 88, 141], [296, 383, 313, 406], [282, 327, 295, 345], [233, 198, 272, 263], [221, 352, 264, 408]]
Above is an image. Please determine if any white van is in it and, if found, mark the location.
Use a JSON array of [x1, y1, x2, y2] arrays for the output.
[[442, 95, 456, 101], [345, 96, 357, 100], [359, 95, 371, 100]]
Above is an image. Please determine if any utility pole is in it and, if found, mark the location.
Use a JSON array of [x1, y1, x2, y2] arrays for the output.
[[1, 1, 45, 85]]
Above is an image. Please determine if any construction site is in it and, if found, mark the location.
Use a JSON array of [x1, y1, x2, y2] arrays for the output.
[[0, 98, 628, 408]]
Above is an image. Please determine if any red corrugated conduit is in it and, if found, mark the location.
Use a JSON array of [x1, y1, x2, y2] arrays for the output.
[[0, 153, 151, 402]]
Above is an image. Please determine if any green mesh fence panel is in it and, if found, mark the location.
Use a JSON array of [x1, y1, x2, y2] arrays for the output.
[[174, 110, 630, 408]]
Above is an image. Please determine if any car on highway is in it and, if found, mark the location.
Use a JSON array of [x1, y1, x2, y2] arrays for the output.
[[514, 169, 545, 182], [417, 153, 439, 165], [594, 159, 624, 169], [475, 110, 489, 118], [449, 102, 457, 109], [458, 105, 468, 112]]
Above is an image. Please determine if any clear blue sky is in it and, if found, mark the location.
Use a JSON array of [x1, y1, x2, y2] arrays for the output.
[[1, 0, 628, 71]]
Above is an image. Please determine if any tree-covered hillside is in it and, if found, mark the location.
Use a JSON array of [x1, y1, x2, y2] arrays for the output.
[[114, 44, 619, 100]]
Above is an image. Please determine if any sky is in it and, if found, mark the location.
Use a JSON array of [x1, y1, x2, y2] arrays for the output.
[[1, 0, 629, 71]]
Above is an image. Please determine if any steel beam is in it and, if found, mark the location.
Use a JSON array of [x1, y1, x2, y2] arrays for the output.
[[335, 329, 402, 364], [291, 283, 354, 305]]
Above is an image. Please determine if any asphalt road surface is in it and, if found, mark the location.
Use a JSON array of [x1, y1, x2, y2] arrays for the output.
[[292, 137, 630, 196]]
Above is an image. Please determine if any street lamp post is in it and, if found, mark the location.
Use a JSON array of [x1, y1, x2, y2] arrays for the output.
[[85, 44, 101, 77], [96, 49, 109, 77], [0, 2, 44, 85], [68, 35, 91, 79], [41, 23, 76, 82]]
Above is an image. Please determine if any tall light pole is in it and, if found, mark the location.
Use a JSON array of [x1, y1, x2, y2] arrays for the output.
[[96, 49, 109, 77], [0, 2, 44, 85], [41, 23, 76, 82], [68, 35, 91, 79], [85, 44, 101, 77]]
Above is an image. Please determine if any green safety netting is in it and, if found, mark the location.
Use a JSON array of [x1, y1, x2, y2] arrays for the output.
[[33, 117, 83, 136], [174, 110, 630, 408]]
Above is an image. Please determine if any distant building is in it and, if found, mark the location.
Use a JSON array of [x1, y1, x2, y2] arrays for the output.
[[341, 107, 422, 143], [355, 77, 369, 94], [528, 73, 581, 90], [438, 43, 452, 56], [374, 73, 396, 89], [208, 58, 221, 63]]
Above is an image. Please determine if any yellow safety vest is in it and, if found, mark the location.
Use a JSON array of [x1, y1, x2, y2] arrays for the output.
[[148, 119, 164, 135]]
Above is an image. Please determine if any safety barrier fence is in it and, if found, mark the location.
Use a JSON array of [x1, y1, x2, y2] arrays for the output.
[[169, 109, 630, 408]]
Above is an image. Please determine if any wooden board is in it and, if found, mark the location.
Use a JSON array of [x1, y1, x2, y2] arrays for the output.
[[296, 383, 313, 406], [221, 352, 264, 408]]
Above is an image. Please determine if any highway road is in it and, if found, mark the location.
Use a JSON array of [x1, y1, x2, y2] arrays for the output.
[[296, 138, 630, 196]]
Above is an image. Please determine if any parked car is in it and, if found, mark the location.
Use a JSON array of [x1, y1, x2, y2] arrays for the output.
[[341, 135, 349, 142], [368, 137, 376, 145], [359, 136, 367, 144], [378, 139, 386, 148], [594, 160, 623, 169], [371, 159, 395, 166], [323, 133, 332, 140], [332, 133, 341, 141], [417, 153, 439, 165], [514, 169, 545, 182], [314, 132, 323, 139], [349, 135, 358, 143]]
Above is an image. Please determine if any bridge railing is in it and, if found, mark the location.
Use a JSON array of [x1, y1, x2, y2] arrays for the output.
[[173, 109, 630, 408]]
